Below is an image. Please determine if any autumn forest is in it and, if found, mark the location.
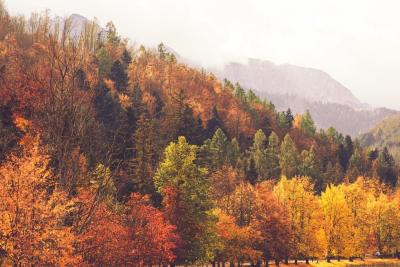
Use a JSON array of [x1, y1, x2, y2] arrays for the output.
[[0, 2, 399, 267]]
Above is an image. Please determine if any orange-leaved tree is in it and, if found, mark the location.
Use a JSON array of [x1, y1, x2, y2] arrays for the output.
[[213, 208, 261, 265], [74, 167, 179, 266], [0, 135, 79, 266]]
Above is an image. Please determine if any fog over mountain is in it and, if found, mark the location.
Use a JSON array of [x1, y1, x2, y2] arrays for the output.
[[215, 59, 365, 108], [211, 58, 397, 136]]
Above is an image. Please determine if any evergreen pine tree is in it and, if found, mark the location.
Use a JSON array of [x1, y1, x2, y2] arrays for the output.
[[96, 47, 113, 77], [227, 138, 241, 167], [266, 131, 281, 180], [300, 110, 316, 136], [249, 129, 268, 180], [376, 147, 397, 187], [121, 49, 132, 67], [285, 108, 294, 129], [234, 82, 246, 103], [209, 128, 229, 169], [131, 114, 159, 201], [164, 89, 204, 143], [205, 106, 224, 139], [110, 60, 128, 91], [246, 157, 258, 185], [299, 146, 319, 181], [279, 134, 300, 178]]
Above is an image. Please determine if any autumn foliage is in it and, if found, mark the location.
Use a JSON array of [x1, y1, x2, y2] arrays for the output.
[[77, 193, 178, 266], [0, 136, 78, 266], [0, 3, 399, 266]]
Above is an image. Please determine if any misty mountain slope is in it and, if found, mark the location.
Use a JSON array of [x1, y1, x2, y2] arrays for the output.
[[267, 94, 397, 135], [214, 58, 397, 136], [53, 14, 106, 40], [359, 113, 400, 163], [217, 58, 364, 108]]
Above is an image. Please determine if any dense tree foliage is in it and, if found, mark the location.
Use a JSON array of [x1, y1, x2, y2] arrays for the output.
[[0, 5, 399, 265]]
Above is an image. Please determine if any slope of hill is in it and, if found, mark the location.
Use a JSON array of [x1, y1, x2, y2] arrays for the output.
[[359, 113, 400, 162], [267, 94, 397, 135], [216, 59, 363, 108], [214, 58, 397, 136]]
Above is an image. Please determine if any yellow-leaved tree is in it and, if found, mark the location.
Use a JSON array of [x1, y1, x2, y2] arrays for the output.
[[368, 192, 400, 256], [0, 136, 79, 266], [274, 176, 326, 263], [340, 177, 374, 259], [320, 184, 353, 261]]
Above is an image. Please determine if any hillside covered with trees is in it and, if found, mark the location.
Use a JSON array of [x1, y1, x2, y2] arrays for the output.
[[360, 113, 400, 164], [0, 3, 399, 266]]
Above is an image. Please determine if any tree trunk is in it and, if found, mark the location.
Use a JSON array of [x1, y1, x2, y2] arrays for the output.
[[284, 258, 289, 264], [337, 256, 341, 262], [275, 259, 280, 266], [295, 259, 298, 264], [327, 256, 331, 263], [306, 258, 309, 264]]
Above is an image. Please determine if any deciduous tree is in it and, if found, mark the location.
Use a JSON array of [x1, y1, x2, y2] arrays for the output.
[[0, 136, 78, 266]]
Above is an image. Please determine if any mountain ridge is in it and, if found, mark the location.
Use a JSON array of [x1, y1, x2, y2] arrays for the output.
[[211, 58, 397, 135], [215, 58, 366, 109]]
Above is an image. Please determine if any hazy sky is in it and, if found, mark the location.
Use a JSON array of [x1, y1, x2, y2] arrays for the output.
[[6, 0, 400, 109]]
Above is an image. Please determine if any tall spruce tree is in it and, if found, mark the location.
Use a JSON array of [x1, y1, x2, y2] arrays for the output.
[[205, 106, 224, 139], [279, 134, 300, 178], [165, 89, 204, 144], [209, 128, 229, 169], [110, 60, 128, 91], [246, 157, 258, 185], [376, 147, 397, 187], [227, 137, 241, 167], [299, 146, 319, 182], [266, 131, 281, 180], [131, 114, 159, 200], [300, 110, 316, 136], [249, 129, 268, 180]]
